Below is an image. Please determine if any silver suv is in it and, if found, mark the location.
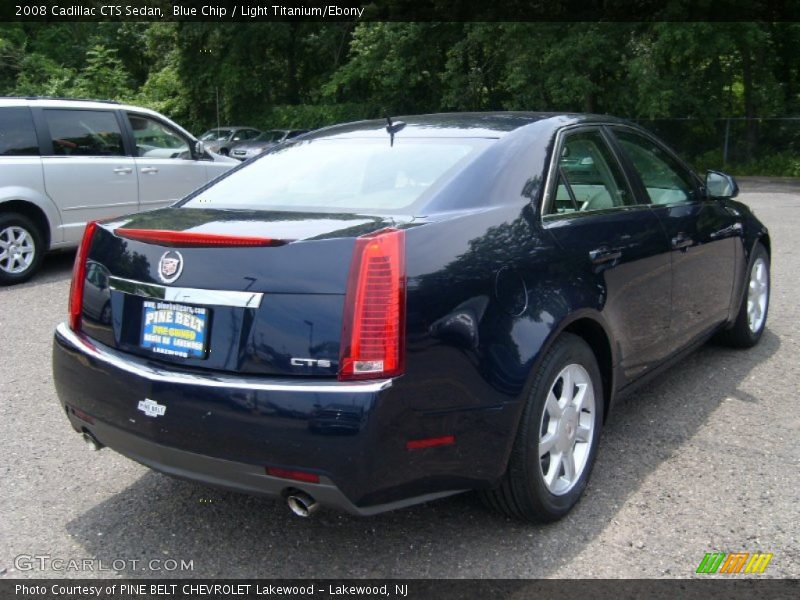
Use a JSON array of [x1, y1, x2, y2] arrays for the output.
[[0, 98, 237, 284]]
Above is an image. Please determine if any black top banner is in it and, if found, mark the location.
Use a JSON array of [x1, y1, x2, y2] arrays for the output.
[[5, 0, 800, 22]]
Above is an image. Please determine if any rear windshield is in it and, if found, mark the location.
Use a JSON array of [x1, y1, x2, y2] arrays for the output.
[[181, 137, 490, 212]]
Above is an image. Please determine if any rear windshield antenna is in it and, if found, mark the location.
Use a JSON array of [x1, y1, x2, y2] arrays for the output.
[[385, 116, 406, 147]]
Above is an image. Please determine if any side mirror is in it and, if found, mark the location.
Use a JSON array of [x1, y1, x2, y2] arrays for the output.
[[705, 170, 739, 199], [194, 140, 206, 157]]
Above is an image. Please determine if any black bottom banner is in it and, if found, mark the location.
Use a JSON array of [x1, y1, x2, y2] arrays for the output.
[[2, 579, 798, 600]]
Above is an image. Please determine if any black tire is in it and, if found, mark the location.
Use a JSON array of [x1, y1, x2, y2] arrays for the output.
[[0, 212, 45, 285], [480, 333, 604, 522], [219, 147, 229, 156], [715, 242, 770, 348]]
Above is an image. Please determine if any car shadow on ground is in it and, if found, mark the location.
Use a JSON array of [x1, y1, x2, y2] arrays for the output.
[[64, 330, 780, 578]]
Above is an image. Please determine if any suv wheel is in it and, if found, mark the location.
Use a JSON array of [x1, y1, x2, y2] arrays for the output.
[[0, 213, 45, 285]]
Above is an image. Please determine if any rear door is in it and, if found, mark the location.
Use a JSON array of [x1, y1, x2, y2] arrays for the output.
[[542, 127, 672, 384], [37, 107, 138, 245], [608, 126, 738, 351], [125, 112, 206, 211]]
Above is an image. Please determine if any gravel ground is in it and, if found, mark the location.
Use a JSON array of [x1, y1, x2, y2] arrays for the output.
[[1, 180, 798, 579]]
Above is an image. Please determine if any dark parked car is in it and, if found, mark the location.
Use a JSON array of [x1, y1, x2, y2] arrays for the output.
[[230, 129, 310, 161], [53, 113, 770, 522], [198, 126, 262, 155]]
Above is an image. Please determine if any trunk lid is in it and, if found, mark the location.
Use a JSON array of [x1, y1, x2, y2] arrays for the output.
[[79, 208, 403, 378]]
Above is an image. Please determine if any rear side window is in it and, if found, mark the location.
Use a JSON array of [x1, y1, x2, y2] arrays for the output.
[[182, 138, 489, 212], [43, 109, 125, 157], [0, 107, 39, 156], [548, 129, 633, 215]]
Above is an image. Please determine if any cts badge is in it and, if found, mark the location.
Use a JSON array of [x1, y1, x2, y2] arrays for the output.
[[137, 398, 166, 418], [158, 250, 183, 283], [291, 358, 332, 368]]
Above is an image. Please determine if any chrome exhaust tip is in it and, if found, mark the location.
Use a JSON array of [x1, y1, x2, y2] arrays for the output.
[[82, 431, 104, 451], [286, 492, 319, 517]]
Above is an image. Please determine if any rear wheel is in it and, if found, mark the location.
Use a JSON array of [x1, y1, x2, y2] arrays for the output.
[[0, 212, 45, 285], [481, 333, 603, 522], [716, 242, 769, 348]]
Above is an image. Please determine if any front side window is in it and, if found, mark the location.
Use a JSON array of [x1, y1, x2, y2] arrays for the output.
[[0, 107, 39, 156], [547, 129, 632, 215], [128, 114, 190, 159], [43, 109, 124, 157], [612, 129, 697, 205], [231, 129, 251, 142], [182, 138, 489, 212]]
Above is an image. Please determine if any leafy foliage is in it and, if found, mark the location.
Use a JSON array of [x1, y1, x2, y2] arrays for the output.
[[2, 21, 800, 172]]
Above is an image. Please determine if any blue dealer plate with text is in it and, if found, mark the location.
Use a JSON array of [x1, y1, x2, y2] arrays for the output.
[[140, 300, 209, 359]]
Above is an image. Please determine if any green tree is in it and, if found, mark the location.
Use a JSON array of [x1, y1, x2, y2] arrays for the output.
[[71, 44, 133, 100]]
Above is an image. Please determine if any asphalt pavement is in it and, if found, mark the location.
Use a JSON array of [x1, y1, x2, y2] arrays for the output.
[[1, 179, 798, 579]]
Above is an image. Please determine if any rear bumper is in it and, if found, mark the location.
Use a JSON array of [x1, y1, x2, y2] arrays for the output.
[[53, 324, 517, 514], [77, 417, 456, 516]]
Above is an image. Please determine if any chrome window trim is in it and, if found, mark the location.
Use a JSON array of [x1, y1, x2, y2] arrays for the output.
[[540, 123, 643, 224], [56, 323, 392, 394], [542, 202, 653, 223], [108, 276, 263, 309]]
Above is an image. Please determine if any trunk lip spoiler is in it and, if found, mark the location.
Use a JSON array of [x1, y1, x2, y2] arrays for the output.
[[55, 323, 393, 394], [108, 275, 263, 309]]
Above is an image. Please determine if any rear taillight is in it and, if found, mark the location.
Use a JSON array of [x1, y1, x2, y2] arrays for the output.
[[68, 221, 98, 332], [115, 228, 288, 247], [339, 228, 406, 381]]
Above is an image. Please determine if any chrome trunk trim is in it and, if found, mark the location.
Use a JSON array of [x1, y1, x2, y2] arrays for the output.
[[108, 276, 263, 308]]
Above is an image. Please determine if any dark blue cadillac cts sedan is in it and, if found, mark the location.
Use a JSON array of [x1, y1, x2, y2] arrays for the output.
[[52, 113, 770, 522]]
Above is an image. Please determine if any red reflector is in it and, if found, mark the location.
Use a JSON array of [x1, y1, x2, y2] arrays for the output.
[[265, 467, 320, 484], [406, 435, 456, 450], [68, 221, 98, 332], [71, 407, 95, 424], [339, 228, 406, 381], [115, 228, 288, 247]]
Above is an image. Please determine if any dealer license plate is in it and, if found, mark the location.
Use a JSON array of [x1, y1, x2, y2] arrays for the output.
[[140, 300, 209, 359]]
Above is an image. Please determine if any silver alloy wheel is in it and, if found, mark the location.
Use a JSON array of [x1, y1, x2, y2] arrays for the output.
[[0, 225, 36, 275], [539, 363, 595, 496], [747, 257, 769, 333]]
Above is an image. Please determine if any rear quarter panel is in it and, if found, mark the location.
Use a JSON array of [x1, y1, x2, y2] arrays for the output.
[[400, 200, 610, 480]]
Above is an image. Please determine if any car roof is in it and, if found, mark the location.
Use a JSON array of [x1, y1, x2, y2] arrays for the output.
[[0, 96, 198, 142], [1, 96, 158, 116], [307, 112, 631, 140]]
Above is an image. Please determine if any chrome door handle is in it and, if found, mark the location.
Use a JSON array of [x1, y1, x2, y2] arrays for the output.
[[671, 234, 693, 250], [710, 223, 743, 239], [113, 167, 132, 174], [140, 167, 159, 174], [589, 247, 622, 264]]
